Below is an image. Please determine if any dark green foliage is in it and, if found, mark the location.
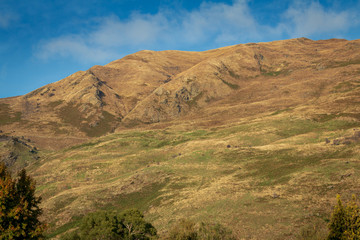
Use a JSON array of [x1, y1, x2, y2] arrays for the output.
[[328, 195, 360, 240], [0, 163, 45, 239], [61, 209, 157, 240], [167, 219, 234, 240]]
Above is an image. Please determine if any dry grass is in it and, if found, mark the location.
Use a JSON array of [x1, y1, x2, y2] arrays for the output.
[[25, 112, 360, 239], [2, 38, 360, 150], [1, 38, 360, 239]]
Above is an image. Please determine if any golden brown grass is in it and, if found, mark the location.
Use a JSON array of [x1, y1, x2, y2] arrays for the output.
[[26, 111, 360, 239]]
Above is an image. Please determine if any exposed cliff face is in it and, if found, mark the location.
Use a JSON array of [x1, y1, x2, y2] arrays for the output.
[[1, 38, 360, 148]]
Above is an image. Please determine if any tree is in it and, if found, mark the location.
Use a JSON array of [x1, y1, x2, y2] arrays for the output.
[[0, 163, 45, 239], [120, 209, 157, 240], [342, 195, 360, 239], [328, 194, 360, 240], [62, 209, 157, 240]]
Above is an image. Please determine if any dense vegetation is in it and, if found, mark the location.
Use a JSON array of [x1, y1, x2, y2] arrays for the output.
[[61, 209, 157, 240], [0, 163, 46, 239]]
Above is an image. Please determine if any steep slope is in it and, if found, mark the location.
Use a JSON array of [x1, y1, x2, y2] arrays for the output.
[[0, 50, 211, 148], [1, 38, 360, 150], [124, 38, 360, 125]]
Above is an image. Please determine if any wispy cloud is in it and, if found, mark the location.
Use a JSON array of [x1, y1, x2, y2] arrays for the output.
[[36, 12, 170, 63], [180, 0, 259, 44], [36, 35, 119, 63], [283, 1, 354, 38], [0, 11, 18, 28], [36, 0, 359, 63]]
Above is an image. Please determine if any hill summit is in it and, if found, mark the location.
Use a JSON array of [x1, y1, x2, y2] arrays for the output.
[[1, 38, 360, 149]]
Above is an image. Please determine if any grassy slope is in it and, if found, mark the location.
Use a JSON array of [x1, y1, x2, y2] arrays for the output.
[[29, 109, 360, 239]]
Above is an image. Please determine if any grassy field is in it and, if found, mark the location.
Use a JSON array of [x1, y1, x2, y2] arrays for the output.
[[24, 110, 360, 239]]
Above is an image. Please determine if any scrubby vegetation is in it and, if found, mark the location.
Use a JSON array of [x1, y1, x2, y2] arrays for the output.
[[167, 219, 235, 240]]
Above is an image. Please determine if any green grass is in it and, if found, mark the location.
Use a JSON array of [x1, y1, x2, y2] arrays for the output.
[[261, 69, 290, 77], [67, 140, 102, 150], [327, 58, 360, 68], [332, 80, 360, 93], [45, 216, 83, 239], [270, 108, 293, 116], [220, 78, 239, 89], [102, 180, 168, 211], [272, 118, 358, 138], [27, 111, 360, 239], [53, 196, 77, 213]]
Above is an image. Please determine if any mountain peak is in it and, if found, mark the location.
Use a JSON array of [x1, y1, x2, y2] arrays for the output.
[[1, 38, 360, 149]]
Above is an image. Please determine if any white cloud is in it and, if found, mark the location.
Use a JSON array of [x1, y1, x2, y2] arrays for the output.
[[36, 0, 359, 63], [180, 0, 259, 44], [37, 0, 260, 63], [90, 13, 168, 47], [37, 13, 170, 63], [37, 35, 119, 63], [283, 1, 353, 38]]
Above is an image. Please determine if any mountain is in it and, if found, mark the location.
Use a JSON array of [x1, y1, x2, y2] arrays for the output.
[[1, 37, 360, 150], [1, 38, 360, 239]]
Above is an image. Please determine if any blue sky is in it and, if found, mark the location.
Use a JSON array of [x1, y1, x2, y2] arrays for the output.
[[1, 0, 360, 98]]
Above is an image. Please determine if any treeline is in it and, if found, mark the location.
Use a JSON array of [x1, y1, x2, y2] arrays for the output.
[[1, 162, 360, 240]]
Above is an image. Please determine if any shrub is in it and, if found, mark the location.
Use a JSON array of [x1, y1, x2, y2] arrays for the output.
[[328, 194, 360, 240], [61, 209, 157, 240]]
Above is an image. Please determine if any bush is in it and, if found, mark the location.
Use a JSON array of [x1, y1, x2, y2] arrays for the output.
[[328, 194, 360, 240], [61, 209, 157, 240]]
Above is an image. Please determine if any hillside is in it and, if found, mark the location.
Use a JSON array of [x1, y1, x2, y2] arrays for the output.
[[1, 38, 360, 149], [0, 38, 360, 239]]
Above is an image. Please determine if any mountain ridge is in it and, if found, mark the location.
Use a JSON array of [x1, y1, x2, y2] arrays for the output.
[[1, 37, 360, 150]]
